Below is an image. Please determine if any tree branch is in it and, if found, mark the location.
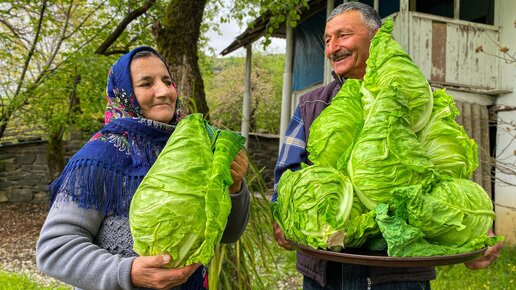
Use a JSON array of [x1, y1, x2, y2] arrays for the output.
[[0, 18, 23, 43], [64, 0, 110, 40], [13, 0, 47, 99], [95, 0, 156, 55]]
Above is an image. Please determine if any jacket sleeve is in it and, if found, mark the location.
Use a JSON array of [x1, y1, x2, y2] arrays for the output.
[[220, 180, 250, 243], [272, 106, 308, 202], [36, 195, 136, 290]]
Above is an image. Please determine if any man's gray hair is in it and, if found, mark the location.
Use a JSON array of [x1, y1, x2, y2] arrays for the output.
[[327, 2, 381, 33]]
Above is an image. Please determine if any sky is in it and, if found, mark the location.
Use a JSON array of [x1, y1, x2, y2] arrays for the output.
[[205, 18, 286, 57]]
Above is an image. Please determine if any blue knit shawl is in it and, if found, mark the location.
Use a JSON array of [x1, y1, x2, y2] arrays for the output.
[[49, 46, 178, 217]]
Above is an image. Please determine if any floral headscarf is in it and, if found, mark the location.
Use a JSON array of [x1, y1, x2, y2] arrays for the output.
[[50, 46, 178, 216]]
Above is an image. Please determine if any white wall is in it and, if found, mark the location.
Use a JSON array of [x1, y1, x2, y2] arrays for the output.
[[494, 0, 516, 244]]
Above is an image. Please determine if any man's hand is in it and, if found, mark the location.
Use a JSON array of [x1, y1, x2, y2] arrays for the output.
[[464, 242, 502, 269], [229, 150, 248, 194], [464, 231, 502, 270], [273, 222, 293, 250], [131, 254, 201, 290]]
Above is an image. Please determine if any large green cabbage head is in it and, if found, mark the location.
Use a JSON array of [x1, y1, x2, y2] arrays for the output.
[[375, 177, 501, 257], [272, 165, 354, 250], [362, 18, 433, 133], [393, 177, 495, 246], [129, 113, 245, 268], [307, 79, 363, 169], [348, 87, 436, 211], [418, 89, 478, 178]]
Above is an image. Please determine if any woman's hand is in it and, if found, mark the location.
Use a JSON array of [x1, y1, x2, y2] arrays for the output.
[[131, 254, 201, 290], [229, 150, 248, 194]]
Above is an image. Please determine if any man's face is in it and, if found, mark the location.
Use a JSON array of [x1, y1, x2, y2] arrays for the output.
[[324, 10, 375, 79]]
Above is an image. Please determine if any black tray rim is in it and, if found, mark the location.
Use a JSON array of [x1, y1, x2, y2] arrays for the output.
[[289, 241, 487, 267]]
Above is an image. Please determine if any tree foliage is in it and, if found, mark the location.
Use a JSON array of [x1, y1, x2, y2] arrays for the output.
[[0, 0, 160, 139], [0, 0, 306, 141]]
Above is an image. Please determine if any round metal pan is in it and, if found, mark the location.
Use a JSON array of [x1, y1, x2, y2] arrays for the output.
[[289, 241, 486, 267]]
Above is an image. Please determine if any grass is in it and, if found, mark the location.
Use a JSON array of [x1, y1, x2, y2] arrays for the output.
[[432, 245, 516, 290], [1, 245, 514, 289], [0, 271, 71, 290], [256, 244, 516, 290], [254, 243, 302, 289]]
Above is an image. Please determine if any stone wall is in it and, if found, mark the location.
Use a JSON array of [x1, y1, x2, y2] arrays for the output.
[[0, 140, 52, 202], [247, 133, 280, 189], [0, 133, 280, 203]]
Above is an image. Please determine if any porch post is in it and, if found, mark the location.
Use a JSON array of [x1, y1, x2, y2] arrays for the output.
[[399, 0, 410, 54], [454, 0, 460, 19], [279, 21, 294, 148], [323, 0, 336, 85], [241, 44, 252, 148]]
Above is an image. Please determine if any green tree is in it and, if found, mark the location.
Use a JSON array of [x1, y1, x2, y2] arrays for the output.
[[206, 52, 284, 134], [0, 0, 158, 173]]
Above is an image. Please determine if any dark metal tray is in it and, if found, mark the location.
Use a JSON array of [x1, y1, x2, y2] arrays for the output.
[[289, 241, 486, 267]]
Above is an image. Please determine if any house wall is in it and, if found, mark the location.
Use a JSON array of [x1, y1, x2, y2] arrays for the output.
[[493, 0, 516, 244], [392, 11, 500, 90]]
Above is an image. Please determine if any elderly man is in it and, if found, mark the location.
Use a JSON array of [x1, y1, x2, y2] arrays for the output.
[[272, 2, 501, 289]]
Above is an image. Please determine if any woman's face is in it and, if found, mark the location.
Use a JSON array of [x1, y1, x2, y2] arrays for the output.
[[130, 55, 177, 123]]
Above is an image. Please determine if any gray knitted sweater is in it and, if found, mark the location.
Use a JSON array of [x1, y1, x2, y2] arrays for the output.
[[36, 183, 250, 290]]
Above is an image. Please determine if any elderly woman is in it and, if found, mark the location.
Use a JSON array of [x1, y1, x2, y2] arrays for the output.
[[36, 46, 250, 290]]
